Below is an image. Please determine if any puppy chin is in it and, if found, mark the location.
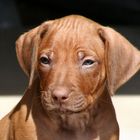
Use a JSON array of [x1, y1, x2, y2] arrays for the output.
[[59, 110, 91, 131], [42, 102, 95, 132]]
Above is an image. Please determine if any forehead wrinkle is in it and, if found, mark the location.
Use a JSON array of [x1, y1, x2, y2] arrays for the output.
[[51, 22, 96, 52], [40, 31, 100, 61], [51, 15, 84, 32], [49, 15, 95, 38], [39, 15, 102, 59]]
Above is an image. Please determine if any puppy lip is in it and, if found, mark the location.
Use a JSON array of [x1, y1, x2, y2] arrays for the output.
[[58, 103, 88, 114], [59, 107, 69, 114], [52, 103, 85, 114], [58, 107, 82, 114]]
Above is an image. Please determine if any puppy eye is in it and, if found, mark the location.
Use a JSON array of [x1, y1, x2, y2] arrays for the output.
[[82, 59, 95, 66], [40, 56, 51, 65]]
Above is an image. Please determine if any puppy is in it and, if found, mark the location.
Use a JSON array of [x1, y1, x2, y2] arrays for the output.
[[0, 15, 140, 140]]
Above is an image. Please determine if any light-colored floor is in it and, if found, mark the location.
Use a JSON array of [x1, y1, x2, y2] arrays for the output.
[[0, 95, 140, 140]]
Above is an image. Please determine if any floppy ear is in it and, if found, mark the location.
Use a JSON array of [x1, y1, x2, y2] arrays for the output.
[[16, 21, 51, 87], [98, 27, 140, 95]]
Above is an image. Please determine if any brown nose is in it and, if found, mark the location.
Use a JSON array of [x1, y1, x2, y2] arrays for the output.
[[52, 87, 69, 102]]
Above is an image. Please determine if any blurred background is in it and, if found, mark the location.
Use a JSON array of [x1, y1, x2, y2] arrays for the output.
[[0, 1, 140, 139], [0, 0, 140, 95]]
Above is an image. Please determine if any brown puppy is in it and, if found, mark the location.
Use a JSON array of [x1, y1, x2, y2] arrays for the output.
[[0, 15, 140, 140]]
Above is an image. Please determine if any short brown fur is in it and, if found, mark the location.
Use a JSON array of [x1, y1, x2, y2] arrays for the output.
[[0, 15, 140, 140]]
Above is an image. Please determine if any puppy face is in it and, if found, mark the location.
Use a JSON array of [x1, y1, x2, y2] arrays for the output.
[[16, 16, 140, 129], [37, 20, 106, 114]]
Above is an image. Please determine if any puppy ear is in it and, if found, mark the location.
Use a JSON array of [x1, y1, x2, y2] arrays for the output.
[[16, 22, 51, 87], [98, 27, 140, 95]]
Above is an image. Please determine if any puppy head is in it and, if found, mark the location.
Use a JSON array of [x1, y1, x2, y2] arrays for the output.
[[16, 15, 140, 115]]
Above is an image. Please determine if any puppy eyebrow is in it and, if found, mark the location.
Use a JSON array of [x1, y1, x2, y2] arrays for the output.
[[39, 50, 54, 57], [78, 51, 85, 60]]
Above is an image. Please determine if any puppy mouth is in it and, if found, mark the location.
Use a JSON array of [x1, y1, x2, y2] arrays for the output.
[[57, 102, 88, 114], [42, 101, 88, 114], [41, 92, 89, 114], [55, 105, 75, 114]]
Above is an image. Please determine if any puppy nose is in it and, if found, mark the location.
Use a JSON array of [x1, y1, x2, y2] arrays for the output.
[[52, 87, 69, 102]]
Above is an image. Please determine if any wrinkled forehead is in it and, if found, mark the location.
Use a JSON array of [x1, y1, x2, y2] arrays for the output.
[[39, 16, 104, 58]]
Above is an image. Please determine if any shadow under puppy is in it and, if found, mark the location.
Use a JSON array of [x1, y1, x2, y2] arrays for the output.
[[0, 15, 140, 140]]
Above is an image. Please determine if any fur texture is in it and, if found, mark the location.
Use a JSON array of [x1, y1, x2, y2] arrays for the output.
[[0, 15, 140, 140]]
